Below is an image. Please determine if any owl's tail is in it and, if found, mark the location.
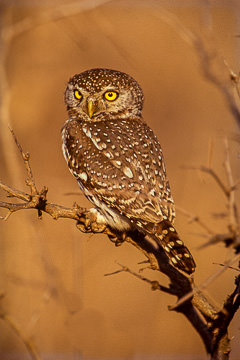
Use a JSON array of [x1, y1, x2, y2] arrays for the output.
[[152, 220, 196, 274]]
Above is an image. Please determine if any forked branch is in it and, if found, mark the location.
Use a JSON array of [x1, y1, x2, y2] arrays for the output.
[[1, 132, 240, 360], [181, 140, 240, 253]]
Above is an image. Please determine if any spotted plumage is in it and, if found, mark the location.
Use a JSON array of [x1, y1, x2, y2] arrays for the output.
[[62, 68, 196, 274]]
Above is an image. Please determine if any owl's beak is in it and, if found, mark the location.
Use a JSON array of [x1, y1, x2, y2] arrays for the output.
[[87, 100, 98, 118]]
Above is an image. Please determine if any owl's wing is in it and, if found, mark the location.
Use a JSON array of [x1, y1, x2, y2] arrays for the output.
[[62, 117, 175, 227], [63, 117, 196, 274]]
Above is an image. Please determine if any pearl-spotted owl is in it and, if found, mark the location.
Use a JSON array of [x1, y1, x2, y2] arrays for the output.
[[62, 68, 195, 274]]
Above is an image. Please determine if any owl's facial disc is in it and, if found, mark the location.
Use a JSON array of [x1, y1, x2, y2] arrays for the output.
[[65, 68, 145, 119], [86, 89, 119, 118]]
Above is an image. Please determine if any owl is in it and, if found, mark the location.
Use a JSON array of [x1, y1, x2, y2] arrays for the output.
[[62, 68, 196, 274]]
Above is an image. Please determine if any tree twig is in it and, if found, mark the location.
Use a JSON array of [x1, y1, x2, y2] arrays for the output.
[[176, 206, 215, 236], [181, 140, 240, 253], [0, 313, 41, 360], [211, 272, 240, 358], [105, 262, 177, 295], [1, 132, 240, 359]]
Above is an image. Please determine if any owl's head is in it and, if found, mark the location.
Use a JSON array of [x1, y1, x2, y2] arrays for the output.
[[65, 68, 144, 121]]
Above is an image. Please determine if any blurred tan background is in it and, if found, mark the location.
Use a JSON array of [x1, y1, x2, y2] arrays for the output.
[[0, 0, 240, 359]]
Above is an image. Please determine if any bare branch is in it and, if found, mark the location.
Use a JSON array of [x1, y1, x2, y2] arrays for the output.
[[0, 313, 41, 360], [105, 262, 176, 295], [1, 132, 240, 359], [176, 206, 215, 236], [224, 139, 240, 233], [197, 233, 238, 250], [182, 165, 230, 197], [224, 60, 240, 103], [171, 254, 240, 312], [211, 272, 240, 358], [1, 0, 113, 43], [8, 128, 38, 195], [154, 9, 240, 129], [0, 133, 215, 356], [213, 263, 240, 272], [181, 140, 240, 254], [0, 181, 30, 202], [0, 181, 85, 223]]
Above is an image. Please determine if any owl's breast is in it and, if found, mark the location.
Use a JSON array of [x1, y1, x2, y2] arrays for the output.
[[62, 119, 92, 179], [62, 116, 175, 225], [62, 118, 119, 189]]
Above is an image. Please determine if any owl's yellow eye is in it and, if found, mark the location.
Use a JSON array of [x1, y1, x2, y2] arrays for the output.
[[104, 91, 118, 102], [74, 89, 82, 100]]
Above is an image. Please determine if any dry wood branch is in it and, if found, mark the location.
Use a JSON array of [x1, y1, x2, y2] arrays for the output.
[[0, 313, 41, 360], [105, 262, 176, 295], [176, 206, 215, 236], [0, 0, 112, 183], [182, 142, 240, 253], [224, 61, 240, 105], [0, 131, 87, 223], [182, 165, 230, 197], [210, 272, 240, 358], [224, 139, 240, 236], [0, 180, 84, 223], [1, 134, 240, 359], [154, 8, 240, 129], [193, 38, 240, 129], [171, 254, 240, 311], [0, 136, 211, 354], [9, 128, 38, 195], [1, 0, 112, 43]]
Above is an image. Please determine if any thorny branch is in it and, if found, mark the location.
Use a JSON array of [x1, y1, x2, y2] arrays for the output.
[[180, 139, 240, 253], [105, 262, 177, 295], [154, 8, 240, 130], [1, 132, 240, 360], [211, 273, 240, 354]]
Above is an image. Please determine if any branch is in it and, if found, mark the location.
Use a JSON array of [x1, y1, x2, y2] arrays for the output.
[[210, 272, 240, 359], [182, 165, 230, 197], [153, 9, 240, 129], [1, 133, 240, 359], [105, 262, 176, 295], [0, 313, 41, 360], [181, 140, 240, 253], [170, 254, 240, 312], [0, 132, 214, 355], [1, 0, 112, 43], [0, 180, 85, 222], [176, 206, 215, 236], [224, 139, 240, 236], [8, 127, 38, 195], [0, 131, 95, 226]]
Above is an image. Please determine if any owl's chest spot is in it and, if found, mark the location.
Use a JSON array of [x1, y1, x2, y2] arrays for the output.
[[82, 123, 109, 152]]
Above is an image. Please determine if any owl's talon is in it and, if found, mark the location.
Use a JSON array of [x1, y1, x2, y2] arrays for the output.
[[115, 238, 125, 246], [76, 222, 88, 232], [91, 223, 107, 233], [84, 218, 91, 228], [76, 209, 107, 234], [106, 232, 126, 246]]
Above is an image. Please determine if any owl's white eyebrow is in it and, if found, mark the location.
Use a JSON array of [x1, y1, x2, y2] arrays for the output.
[[102, 85, 119, 91], [75, 87, 88, 92]]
